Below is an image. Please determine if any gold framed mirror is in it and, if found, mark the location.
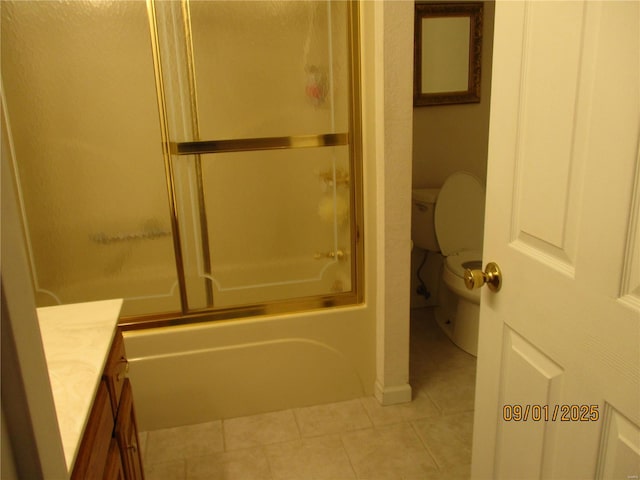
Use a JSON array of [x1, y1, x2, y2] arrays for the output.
[[414, 2, 483, 106]]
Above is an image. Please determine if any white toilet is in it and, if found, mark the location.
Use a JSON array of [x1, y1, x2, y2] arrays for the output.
[[411, 172, 486, 356]]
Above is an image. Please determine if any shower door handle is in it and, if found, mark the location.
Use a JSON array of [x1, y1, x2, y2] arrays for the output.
[[314, 250, 346, 261], [464, 262, 502, 292]]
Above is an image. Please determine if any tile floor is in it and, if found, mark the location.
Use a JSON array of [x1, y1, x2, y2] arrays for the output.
[[140, 307, 477, 480]]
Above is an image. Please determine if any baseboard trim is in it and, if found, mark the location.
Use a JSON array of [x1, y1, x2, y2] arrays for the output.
[[374, 380, 412, 406]]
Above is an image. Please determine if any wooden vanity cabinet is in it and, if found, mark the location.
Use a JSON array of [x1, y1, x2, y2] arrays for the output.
[[72, 329, 144, 480], [103, 329, 128, 419], [103, 439, 125, 480], [70, 383, 113, 480], [115, 379, 144, 479]]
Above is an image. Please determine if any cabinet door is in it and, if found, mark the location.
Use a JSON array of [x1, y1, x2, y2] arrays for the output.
[[114, 379, 145, 480], [103, 329, 128, 418], [71, 382, 113, 480], [103, 439, 125, 480]]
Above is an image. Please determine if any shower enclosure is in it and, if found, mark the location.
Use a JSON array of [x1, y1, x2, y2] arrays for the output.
[[2, 0, 363, 327]]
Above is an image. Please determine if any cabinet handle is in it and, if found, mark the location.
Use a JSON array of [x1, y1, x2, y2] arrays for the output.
[[117, 358, 130, 382]]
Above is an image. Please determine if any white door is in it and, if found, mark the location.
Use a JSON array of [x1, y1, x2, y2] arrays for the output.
[[472, 2, 640, 479]]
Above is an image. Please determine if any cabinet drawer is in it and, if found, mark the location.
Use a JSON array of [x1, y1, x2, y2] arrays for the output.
[[71, 382, 113, 480], [103, 330, 128, 418]]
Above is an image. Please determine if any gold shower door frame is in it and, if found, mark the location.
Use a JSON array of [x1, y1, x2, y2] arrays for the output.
[[121, 0, 364, 329]]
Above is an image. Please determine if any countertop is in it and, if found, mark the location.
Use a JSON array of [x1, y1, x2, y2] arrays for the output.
[[36, 299, 123, 472]]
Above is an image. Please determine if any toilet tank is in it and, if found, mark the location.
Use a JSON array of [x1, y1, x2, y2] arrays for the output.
[[411, 188, 440, 251]]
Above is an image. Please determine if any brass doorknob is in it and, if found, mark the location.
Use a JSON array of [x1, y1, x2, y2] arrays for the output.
[[464, 262, 502, 292]]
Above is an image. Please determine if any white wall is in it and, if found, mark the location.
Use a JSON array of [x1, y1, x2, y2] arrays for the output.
[[1, 108, 68, 478], [362, 0, 415, 405], [412, 1, 495, 188]]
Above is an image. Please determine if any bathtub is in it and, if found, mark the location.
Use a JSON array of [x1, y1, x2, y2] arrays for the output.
[[34, 237, 370, 430], [123, 303, 375, 431]]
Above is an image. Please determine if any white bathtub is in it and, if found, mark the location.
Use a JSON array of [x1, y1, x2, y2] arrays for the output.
[[123, 304, 375, 430], [34, 244, 370, 431]]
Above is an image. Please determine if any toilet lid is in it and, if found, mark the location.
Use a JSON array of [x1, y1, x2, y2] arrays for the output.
[[434, 172, 486, 256]]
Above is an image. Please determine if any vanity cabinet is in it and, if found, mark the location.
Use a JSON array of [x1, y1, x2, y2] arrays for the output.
[[70, 383, 113, 479], [71, 330, 144, 480], [103, 330, 128, 418], [104, 439, 126, 480], [115, 379, 145, 479]]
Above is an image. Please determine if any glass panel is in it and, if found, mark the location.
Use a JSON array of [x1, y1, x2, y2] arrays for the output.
[[170, 154, 212, 311], [190, 0, 350, 140], [200, 146, 352, 307], [1, 0, 179, 317], [154, 0, 358, 312]]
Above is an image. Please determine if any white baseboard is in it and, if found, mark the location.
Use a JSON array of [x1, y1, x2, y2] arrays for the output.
[[374, 380, 412, 406]]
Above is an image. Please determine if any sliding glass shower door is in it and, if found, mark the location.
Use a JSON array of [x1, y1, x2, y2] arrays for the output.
[[151, 0, 362, 316], [2, 0, 362, 324], [2, 1, 182, 317]]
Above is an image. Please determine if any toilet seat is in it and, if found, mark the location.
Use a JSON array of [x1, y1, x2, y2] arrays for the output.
[[445, 250, 483, 278], [434, 172, 485, 257], [432, 172, 485, 357]]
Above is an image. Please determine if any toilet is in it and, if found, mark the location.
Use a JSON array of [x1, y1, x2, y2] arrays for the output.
[[411, 172, 485, 356]]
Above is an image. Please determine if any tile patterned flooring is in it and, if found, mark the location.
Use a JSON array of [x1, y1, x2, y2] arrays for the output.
[[140, 307, 477, 479]]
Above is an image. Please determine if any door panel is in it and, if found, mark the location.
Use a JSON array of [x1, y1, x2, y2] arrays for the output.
[[472, 1, 640, 479], [513, 1, 586, 264], [495, 328, 564, 479], [202, 147, 352, 307], [597, 406, 640, 479]]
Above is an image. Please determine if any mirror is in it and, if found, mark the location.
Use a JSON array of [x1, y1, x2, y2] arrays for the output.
[[414, 2, 483, 106]]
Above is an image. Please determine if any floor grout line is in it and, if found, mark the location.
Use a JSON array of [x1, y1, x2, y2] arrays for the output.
[[409, 418, 444, 472]]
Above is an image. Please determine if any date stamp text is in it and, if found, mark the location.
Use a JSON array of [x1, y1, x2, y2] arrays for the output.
[[502, 404, 600, 422]]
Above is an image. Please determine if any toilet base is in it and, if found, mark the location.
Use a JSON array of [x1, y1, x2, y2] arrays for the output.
[[435, 283, 479, 357]]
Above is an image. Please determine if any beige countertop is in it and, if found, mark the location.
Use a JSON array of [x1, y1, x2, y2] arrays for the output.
[[36, 299, 123, 472]]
